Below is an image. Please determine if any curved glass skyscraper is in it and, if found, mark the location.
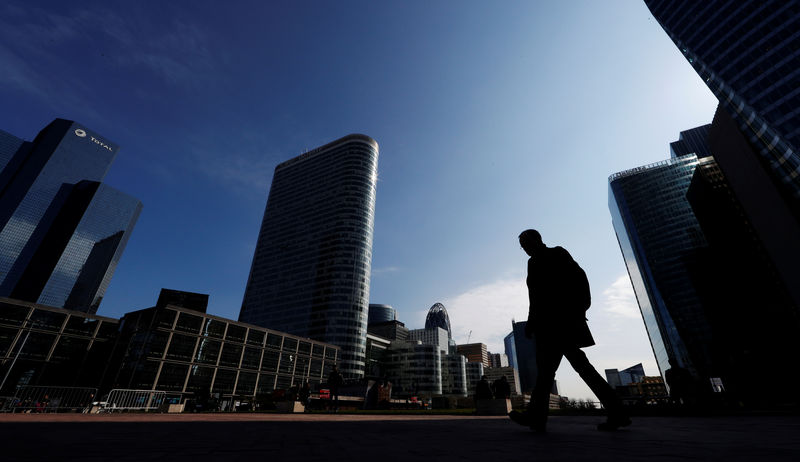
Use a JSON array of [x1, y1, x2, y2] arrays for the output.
[[239, 134, 379, 379]]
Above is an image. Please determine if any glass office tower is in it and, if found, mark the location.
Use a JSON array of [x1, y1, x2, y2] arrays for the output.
[[239, 134, 379, 379], [645, 1, 800, 207], [0, 120, 141, 314], [609, 154, 714, 379], [611, 120, 800, 406]]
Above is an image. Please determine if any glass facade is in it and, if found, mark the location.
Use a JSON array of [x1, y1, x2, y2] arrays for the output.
[[440, 353, 467, 396], [367, 304, 396, 325], [0, 120, 139, 313], [111, 304, 339, 400], [609, 154, 718, 379], [0, 129, 24, 173], [511, 321, 536, 392], [503, 331, 516, 370], [646, 0, 800, 207], [464, 362, 484, 397], [0, 297, 119, 394], [423, 302, 452, 339], [239, 134, 379, 379], [384, 341, 442, 397]]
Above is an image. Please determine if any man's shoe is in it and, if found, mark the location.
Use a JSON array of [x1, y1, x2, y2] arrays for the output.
[[509, 411, 547, 433], [597, 415, 632, 431]]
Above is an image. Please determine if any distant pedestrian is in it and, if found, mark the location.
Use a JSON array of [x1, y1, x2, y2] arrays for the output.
[[328, 365, 344, 412], [476, 376, 493, 401], [299, 381, 311, 411], [509, 229, 630, 432], [493, 375, 511, 399]]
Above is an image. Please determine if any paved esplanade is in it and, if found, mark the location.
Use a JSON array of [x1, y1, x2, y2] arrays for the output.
[[1, 414, 797, 461]]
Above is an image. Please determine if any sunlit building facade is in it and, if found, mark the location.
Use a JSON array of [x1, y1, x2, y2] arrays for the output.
[[609, 153, 714, 379], [0, 120, 140, 314], [239, 134, 379, 379]]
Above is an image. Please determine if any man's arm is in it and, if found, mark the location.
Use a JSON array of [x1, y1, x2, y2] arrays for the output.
[[525, 257, 536, 338]]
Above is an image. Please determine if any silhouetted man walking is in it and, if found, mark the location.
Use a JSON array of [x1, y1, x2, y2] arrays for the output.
[[509, 229, 630, 432]]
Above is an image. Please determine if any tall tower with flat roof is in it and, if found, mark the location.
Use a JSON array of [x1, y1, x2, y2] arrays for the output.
[[239, 134, 379, 379]]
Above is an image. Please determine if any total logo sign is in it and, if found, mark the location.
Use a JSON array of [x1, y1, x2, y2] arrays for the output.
[[74, 128, 113, 152]]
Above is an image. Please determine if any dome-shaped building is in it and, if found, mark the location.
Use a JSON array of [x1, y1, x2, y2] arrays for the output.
[[424, 302, 452, 340]]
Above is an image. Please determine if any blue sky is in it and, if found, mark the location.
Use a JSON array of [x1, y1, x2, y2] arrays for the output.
[[0, 0, 718, 399]]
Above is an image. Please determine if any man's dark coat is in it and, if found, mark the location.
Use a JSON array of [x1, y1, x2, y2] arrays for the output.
[[526, 246, 595, 348]]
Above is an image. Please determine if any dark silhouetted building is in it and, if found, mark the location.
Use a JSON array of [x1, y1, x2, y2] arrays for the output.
[[367, 320, 409, 342], [110, 289, 339, 409], [0, 120, 141, 314], [610, 120, 800, 407], [0, 297, 120, 395], [646, 1, 800, 212], [239, 135, 379, 379]]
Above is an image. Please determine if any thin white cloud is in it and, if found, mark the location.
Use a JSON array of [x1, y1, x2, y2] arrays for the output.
[[601, 274, 640, 319], [184, 144, 278, 197], [438, 273, 655, 401], [442, 277, 528, 354], [371, 266, 401, 275]]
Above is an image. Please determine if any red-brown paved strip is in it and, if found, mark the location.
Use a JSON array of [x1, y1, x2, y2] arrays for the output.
[[0, 412, 505, 423]]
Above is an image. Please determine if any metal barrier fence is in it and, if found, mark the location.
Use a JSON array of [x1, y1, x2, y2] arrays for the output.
[[102, 389, 167, 412], [7, 386, 97, 413]]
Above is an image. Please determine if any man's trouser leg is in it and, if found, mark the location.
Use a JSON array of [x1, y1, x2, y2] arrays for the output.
[[564, 347, 624, 415], [527, 341, 562, 429]]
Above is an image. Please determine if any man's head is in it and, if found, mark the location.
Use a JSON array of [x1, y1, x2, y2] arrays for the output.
[[519, 229, 544, 257]]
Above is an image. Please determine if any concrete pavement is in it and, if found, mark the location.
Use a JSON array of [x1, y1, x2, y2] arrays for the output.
[[1, 413, 798, 461]]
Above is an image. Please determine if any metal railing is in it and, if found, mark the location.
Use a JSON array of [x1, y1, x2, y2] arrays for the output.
[[5, 386, 97, 413], [101, 389, 167, 412]]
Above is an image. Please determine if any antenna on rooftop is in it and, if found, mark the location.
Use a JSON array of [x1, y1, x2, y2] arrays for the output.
[[466, 330, 472, 344]]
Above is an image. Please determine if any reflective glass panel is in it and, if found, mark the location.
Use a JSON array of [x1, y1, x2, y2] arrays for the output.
[[158, 363, 189, 392], [225, 325, 246, 343], [236, 372, 257, 395], [165, 333, 197, 361], [175, 313, 203, 334], [0, 303, 29, 326], [202, 319, 226, 338], [195, 338, 221, 365], [213, 369, 236, 394], [219, 343, 243, 367]]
